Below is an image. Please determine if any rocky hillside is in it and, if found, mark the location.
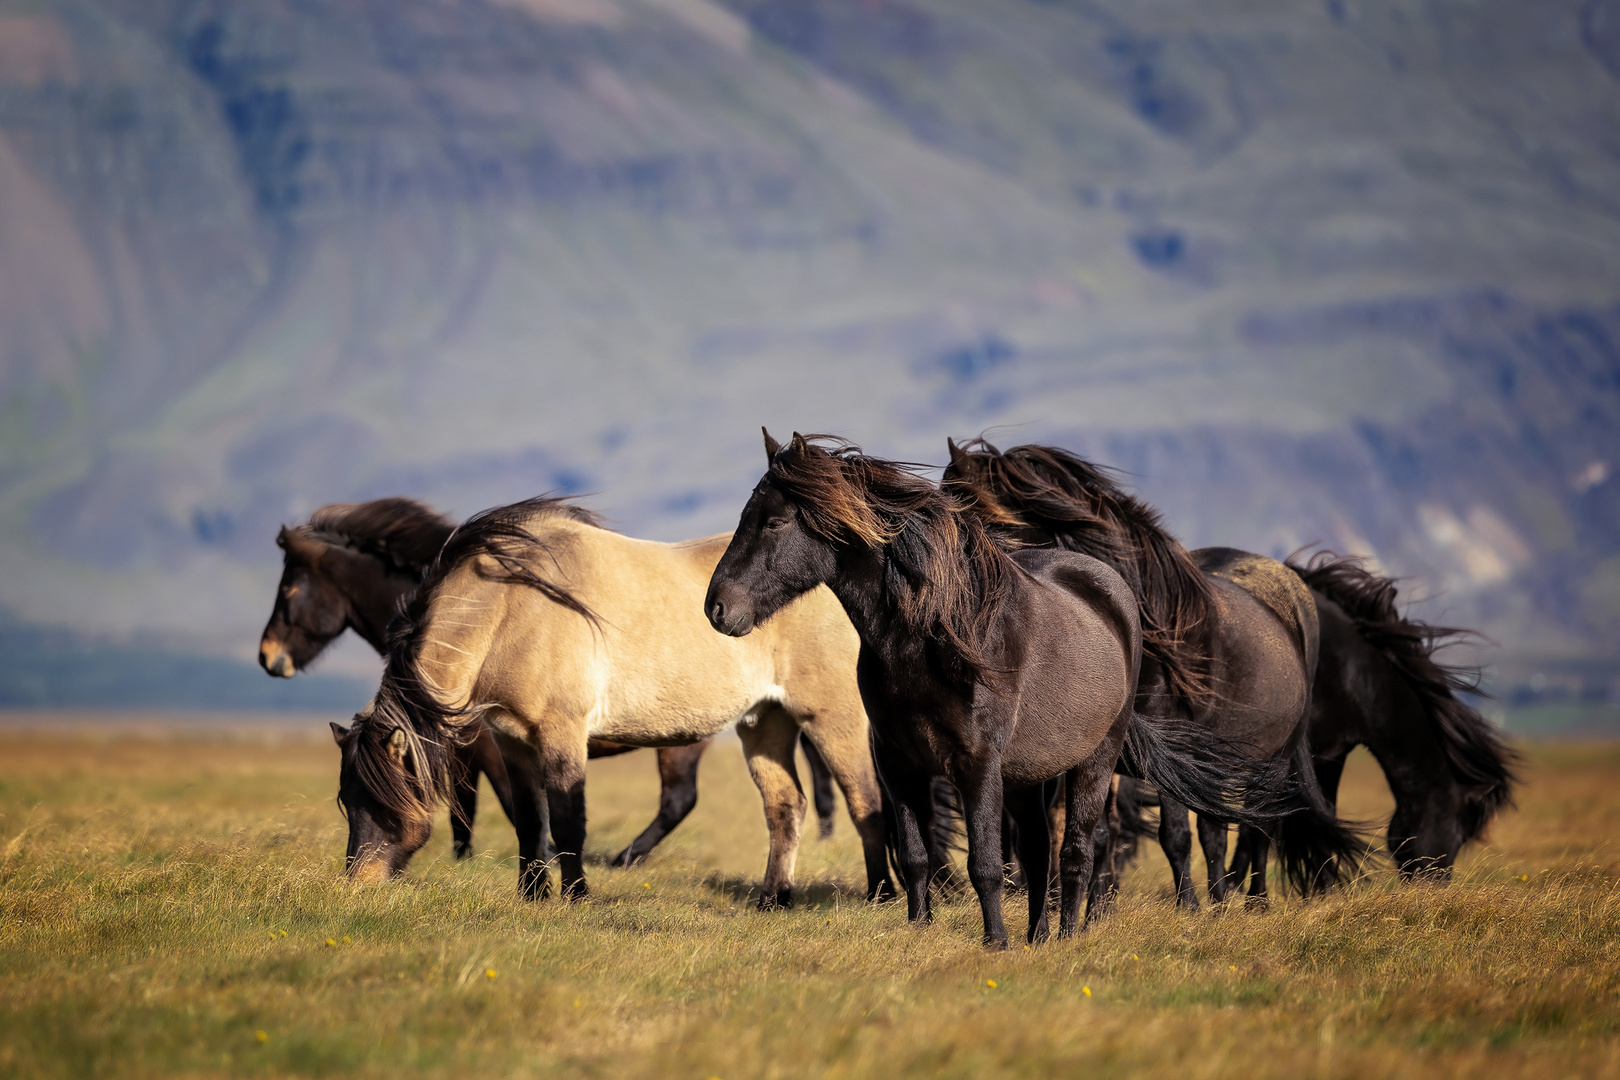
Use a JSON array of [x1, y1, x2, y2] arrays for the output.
[[0, 0, 1616, 700]]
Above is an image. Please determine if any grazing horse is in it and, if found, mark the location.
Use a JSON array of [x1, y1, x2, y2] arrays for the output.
[[331, 495, 896, 907], [259, 499, 517, 860], [1287, 551, 1519, 878], [260, 498, 839, 863], [706, 432, 1298, 947], [941, 439, 1364, 905]]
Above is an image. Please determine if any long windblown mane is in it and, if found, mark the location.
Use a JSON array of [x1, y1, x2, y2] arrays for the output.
[[349, 494, 607, 822], [1287, 550, 1520, 840], [303, 497, 457, 573], [770, 436, 1016, 687], [944, 439, 1217, 710]]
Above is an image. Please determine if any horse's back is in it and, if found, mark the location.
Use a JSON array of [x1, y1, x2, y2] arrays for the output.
[[1192, 547, 1318, 755]]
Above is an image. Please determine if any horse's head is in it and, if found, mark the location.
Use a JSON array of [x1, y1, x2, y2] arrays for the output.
[[706, 430, 841, 637], [260, 527, 353, 677], [331, 712, 435, 882]]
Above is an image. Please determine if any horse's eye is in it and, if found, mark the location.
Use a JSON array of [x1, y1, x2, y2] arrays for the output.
[[765, 517, 792, 532]]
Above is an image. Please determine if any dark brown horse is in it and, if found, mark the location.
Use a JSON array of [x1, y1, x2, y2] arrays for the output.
[[259, 498, 838, 864], [706, 433, 1300, 947], [1286, 551, 1519, 878], [942, 439, 1366, 905]]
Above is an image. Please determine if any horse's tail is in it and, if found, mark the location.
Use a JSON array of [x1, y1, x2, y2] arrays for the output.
[[1288, 550, 1521, 840], [1271, 730, 1372, 895], [1122, 711, 1297, 830]]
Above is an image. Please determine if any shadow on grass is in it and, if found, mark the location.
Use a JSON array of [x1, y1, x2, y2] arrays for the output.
[[701, 873, 877, 911]]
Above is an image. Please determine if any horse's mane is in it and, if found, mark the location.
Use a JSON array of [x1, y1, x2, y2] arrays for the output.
[[349, 494, 607, 821], [944, 439, 1217, 709], [1288, 550, 1520, 841], [770, 436, 1015, 687], [304, 497, 457, 573]]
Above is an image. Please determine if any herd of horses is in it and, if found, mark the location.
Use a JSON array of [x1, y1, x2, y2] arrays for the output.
[[258, 432, 1519, 948]]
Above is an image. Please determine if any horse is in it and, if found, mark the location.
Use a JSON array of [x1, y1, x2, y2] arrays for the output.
[[1285, 551, 1519, 879], [330, 494, 897, 908], [259, 498, 517, 860], [706, 432, 1300, 947], [259, 497, 840, 864], [941, 439, 1365, 906]]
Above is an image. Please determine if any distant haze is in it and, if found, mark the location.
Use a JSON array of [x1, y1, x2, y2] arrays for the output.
[[1, 0, 1617, 698]]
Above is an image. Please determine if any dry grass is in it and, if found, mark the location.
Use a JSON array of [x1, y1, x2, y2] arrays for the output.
[[1, 719, 1618, 1078]]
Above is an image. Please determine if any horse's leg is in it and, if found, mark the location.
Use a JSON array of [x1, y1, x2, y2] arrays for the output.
[[956, 759, 1010, 950], [1157, 795, 1200, 910], [801, 734, 838, 840], [1059, 756, 1114, 936], [610, 740, 710, 867], [1083, 776, 1120, 921], [1001, 806, 1026, 893], [1237, 824, 1271, 908], [1005, 785, 1052, 944], [452, 722, 519, 861], [798, 716, 898, 903], [496, 734, 552, 901], [1047, 774, 1067, 908], [881, 756, 936, 922], [1196, 814, 1230, 903], [450, 740, 479, 861], [542, 741, 590, 900], [737, 707, 806, 910]]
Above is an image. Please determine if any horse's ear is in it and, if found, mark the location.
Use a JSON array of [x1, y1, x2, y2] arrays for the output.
[[280, 527, 328, 566], [789, 432, 808, 455], [946, 438, 970, 472], [330, 721, 349, 747], [387, 727, 412, 768], [762, 427, 782, 461]]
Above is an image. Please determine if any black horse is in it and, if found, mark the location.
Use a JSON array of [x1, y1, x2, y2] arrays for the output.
[[1286, 551, 1519, 879], [259, 497, 840, 863], [942, 439, 1367, 905], [706, 432, 1299, 947]]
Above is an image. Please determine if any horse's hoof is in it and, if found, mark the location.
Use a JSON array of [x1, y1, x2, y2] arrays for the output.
[[818, 819, 835, 841], [609, 848, 641, 868], [1244, 894, 1269, 911], [984, 935, 1010, 951], [757, 889, 792, 911], [563, 880, 589, 901], [453, 842, 474, 861]]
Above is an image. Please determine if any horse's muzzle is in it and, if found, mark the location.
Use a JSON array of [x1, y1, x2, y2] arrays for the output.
[[260, 639, 295, 678], [705, 585, 756, 637]]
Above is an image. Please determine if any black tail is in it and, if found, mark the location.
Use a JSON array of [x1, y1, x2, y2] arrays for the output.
[[1270, 731, 1372, 895], [1120, 710, 1299, 830], [1288, 550, 1521, 841]]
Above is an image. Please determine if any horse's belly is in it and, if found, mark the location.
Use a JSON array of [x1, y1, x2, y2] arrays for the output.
[[587, 682, 781, 747]]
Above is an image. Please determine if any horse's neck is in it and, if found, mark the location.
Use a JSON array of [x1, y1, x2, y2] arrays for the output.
[[330, 548, 422, 654], [825, 545, 954, 679]]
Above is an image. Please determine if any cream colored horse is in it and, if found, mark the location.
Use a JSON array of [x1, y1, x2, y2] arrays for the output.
[[332, 496, 895, 907]]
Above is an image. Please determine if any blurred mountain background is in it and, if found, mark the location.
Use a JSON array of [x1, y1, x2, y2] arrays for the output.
[[0, 0, 1616, 721]]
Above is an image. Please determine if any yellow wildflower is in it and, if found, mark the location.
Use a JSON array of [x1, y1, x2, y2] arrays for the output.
[[985, 979, 997, 989], [255, 1030, 268, 1044], [1082, 986, 1091, 997], [486, 969, 497, 979]]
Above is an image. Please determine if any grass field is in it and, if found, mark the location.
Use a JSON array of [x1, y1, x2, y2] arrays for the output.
[[1, 717, 1618, 1079]]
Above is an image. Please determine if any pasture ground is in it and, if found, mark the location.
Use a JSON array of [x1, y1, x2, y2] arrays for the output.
[[0, 716, 1617, 1079]]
